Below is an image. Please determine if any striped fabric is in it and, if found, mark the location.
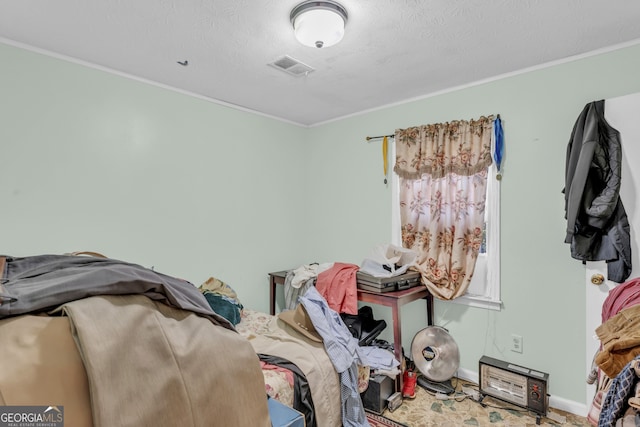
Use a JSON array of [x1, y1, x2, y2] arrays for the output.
[[300, 287, 371, 427], [598, 356, 640, 427]]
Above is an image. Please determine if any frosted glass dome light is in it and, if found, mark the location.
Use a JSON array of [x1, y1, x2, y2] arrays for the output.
[[290, 1, 348, 49]]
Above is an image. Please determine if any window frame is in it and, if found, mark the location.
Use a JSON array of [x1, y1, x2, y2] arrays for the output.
[[390, 144, 502, 310]]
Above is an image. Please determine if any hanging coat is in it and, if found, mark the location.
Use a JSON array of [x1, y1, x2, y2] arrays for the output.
[[563, 100, 631, 283]]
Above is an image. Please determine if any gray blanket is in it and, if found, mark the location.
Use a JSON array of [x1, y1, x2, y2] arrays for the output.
[[0, 254, 231, 329]]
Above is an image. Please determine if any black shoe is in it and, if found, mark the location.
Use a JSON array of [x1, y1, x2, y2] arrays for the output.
[[359, 319, 386, 346], [358, 306, 375, 331], [340, 313, 362, 339]]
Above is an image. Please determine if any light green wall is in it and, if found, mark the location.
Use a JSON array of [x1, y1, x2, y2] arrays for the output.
[[303, 43, 640, 404], [0, 42, 309, 311], [2, 40, 640, 406]]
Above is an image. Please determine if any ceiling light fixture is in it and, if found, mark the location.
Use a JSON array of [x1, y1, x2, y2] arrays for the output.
[[290, 1, 348, 49]]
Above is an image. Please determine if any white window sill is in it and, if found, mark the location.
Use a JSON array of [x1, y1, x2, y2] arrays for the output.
[[442, 294, 502, 311]]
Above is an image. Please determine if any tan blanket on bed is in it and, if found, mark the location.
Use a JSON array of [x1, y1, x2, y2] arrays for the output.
[[60, 295, 270, 427], [0, 295, 270, 427], [246, 316, 342, 427], [0, 314, 93, 427]]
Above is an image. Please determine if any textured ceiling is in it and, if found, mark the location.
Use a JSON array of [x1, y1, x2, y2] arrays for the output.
[[1, 0, 640, 126]]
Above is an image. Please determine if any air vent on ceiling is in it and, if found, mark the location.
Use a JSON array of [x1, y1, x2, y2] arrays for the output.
[[268, 55, 315, 77]]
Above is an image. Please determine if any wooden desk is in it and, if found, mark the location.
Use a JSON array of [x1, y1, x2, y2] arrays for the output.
[[268, 270, 433, 366]]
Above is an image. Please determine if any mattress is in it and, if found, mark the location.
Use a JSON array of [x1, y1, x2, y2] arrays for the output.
[[236, 309, 295, 407], [236, 308, 371, 427]]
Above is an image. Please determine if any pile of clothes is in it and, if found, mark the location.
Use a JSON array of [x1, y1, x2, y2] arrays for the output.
[[591, 278, 640, 426], [198, 276, 244, 325]]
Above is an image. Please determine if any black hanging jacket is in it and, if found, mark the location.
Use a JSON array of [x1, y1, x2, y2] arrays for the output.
[[563, 100, 631, 283]]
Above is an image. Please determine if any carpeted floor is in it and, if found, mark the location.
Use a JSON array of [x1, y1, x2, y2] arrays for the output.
[[377, 377, 591, 427]]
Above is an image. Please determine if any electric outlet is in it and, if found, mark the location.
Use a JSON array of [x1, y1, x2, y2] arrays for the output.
[[511, 334, 523, 353]]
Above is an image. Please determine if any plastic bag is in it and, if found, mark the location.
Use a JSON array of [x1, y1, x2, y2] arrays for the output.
[[359, 244, 417, 278]]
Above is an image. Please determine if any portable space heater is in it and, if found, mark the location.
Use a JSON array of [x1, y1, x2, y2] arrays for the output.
[[478, 356, 549, 423], [410, 326, 460, 395]]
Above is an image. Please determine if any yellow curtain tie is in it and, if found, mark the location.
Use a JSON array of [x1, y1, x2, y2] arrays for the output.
[[383, 136, 388, 184]]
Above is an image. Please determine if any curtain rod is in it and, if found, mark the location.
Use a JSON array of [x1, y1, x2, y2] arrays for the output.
[[365, 134, 394, 142], [365, 115, 502, 142]]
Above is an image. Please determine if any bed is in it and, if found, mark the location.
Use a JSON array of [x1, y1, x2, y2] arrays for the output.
[[0, 253, 371, 427], [0, 253, 271, 427], [236, 308, 343, 427], [234, 307, 374, 427]]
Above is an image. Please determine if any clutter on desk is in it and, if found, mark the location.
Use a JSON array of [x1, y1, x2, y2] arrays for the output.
[[356, 270, 421, 293], [359, 244, 417, 278]]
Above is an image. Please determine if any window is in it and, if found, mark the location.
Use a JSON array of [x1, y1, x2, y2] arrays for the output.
[[390, 144, 502, 310]]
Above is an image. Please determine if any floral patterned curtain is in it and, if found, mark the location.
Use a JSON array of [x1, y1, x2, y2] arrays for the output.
[[394, 116, 494, 300]]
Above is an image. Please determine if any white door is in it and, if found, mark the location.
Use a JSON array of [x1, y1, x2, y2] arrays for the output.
[[585, 92, 640, 410]]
